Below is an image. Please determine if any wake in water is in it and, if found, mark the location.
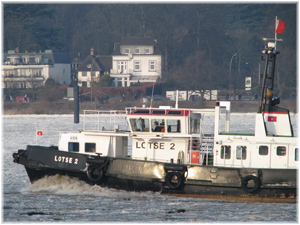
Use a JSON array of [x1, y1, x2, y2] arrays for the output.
[[27, 174, 159, 199]]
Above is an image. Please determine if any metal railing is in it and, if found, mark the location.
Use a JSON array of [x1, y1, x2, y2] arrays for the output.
[[83, 110, 129, 131]]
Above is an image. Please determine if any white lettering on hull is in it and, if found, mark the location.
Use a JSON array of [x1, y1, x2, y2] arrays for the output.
[[54, 155, 78, 164]]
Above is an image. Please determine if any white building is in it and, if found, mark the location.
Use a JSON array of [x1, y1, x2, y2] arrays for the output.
[[110, 37, 163, 87], [2, 49, 71, 89], [77, 48, 112, 87]]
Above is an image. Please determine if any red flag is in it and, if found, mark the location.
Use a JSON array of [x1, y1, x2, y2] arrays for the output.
[[276, 20, 285, 34]]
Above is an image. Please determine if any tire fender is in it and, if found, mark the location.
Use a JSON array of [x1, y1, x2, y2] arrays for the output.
[[87, 165, 104, 182], [241, 175, 260, 193], [165, 172, 184, 189]]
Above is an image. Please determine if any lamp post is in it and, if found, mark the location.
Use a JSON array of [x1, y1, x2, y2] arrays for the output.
[[229, 53, 237, 100], [90, 55, 99, 101]]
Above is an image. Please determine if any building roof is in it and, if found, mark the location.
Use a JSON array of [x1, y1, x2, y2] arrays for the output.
[[112, 37, 163, 56], [77, 55, 112, 72], [3, 50, 71, 64], [121, 37, 156, 46]]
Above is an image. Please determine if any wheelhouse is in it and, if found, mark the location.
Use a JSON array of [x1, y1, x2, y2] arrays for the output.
[[126, 106, 214, 163]]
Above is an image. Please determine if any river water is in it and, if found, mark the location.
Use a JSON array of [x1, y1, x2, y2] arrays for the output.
[[2, 113, 298, 222]]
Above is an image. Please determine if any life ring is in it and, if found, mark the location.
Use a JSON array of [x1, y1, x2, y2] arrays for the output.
[[241, 175, 260, 193], [165, 172, 184, 189], [87, 165, 103, 182]]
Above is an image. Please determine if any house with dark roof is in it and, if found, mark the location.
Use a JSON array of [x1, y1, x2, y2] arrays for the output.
[[2, 49, 71, 89], [110, 37, 163, 87], [77, 48, 112, 87]]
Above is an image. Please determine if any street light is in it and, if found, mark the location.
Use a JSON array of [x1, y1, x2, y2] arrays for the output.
[[91, 55, 99, 101], [229, 53, 237, 100]]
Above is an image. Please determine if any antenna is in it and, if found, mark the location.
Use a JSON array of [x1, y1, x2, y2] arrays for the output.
[[175, 90, 179, 109]]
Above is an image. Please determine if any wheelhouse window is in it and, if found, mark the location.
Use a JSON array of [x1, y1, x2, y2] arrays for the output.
[[259, 145, 268, 155], [69, 142, 79, 152], [295, 148, 298, 161], [167, 120, 181, 133], [277, 146, 286, 156], [221, 145, 231, 159], [130, 118, 149, 132], [236, 146, 247, 160], [190, 118, 200, 134], [85, 143, 96, 152], [151, 119, 165, 132]]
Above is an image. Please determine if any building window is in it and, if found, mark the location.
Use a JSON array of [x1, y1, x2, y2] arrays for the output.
[[68, 142, 79, 152], [236, 146, 247, 160], [134, 61, 141, 71], [118, 61, 127, 73], [145, 48, 150, 54], [82, 71, 87, 77], [149, 61, 156, 71], [295, 148, 298, 161], [85, 143, 96, 152], [259, 145, 268, 155], [82, 81, 87, 87], [221, 145, 231, 159], [125, 48, 130, 54], [135, 48, 140, 54], [277, 146, 286, 156], [22, 57, 28, 64]]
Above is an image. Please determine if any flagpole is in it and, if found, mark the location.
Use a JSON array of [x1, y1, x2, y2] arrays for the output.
[[275, 16, 277, 50]]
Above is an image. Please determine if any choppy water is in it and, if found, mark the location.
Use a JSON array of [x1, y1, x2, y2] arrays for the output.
[[3, 113, 298, 222]]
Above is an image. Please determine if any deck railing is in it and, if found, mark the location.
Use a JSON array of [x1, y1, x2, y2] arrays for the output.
[[83, 110, 129, 131]]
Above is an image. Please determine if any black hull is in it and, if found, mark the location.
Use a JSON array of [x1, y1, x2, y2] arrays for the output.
[[13, 146, 297, 203]]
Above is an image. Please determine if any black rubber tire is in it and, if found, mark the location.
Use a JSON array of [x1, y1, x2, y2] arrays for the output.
[[241, 175, 260, 193], [87, 165, 103, 182], [165, 172, 183, 189]]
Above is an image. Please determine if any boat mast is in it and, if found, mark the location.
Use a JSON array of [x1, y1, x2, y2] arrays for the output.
[[258, 38, 281, 113]]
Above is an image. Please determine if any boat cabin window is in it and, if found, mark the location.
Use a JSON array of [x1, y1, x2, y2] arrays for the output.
[[130, 118, 149, 132], [69, 142, 79, 152], [295, 148, 298, 161], [236, 146, 247, 160], [152, 110, 165, 115], [132, 109, 150, 114], [152, 119, 165, 132], [277, 146, 286, 156], [259, 146, 268, 155], [167, 110, 183, 115], [167, 120, 181, 133], [190, 119, 199, 133], [85, 143, 96, 152], [221, 145, 231, 159]]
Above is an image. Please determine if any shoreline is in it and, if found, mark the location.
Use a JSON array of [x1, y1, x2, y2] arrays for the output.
[[3, 99, 297, 115]]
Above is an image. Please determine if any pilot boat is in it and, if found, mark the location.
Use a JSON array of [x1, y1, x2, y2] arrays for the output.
[[13, 40, 297, 203]]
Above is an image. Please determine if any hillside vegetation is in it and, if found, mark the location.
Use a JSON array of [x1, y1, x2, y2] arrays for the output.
[[3, 4, 297, 98]]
